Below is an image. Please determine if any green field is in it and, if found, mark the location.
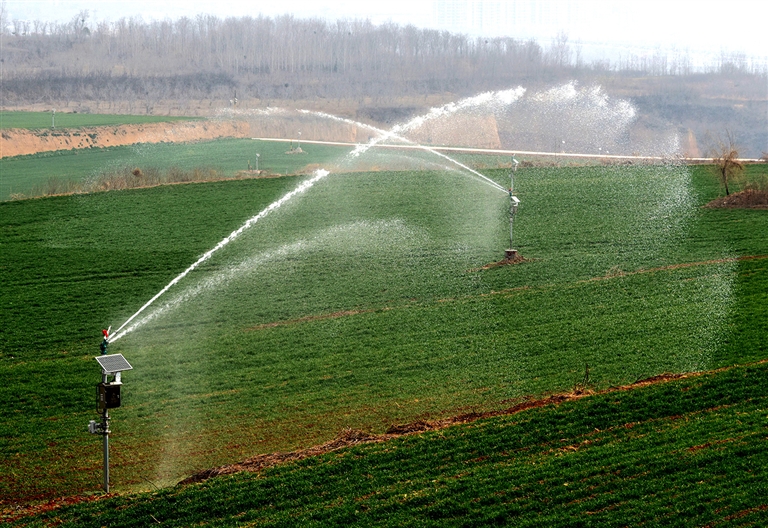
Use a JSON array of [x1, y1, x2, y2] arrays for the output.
[[0, 139, 353, 201], [8, 361, 768, 527], [0, 111, 197, 130], [1, 154, 767, 523]]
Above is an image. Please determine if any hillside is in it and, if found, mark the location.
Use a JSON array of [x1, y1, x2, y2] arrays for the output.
[[6, 361, 768, 526]]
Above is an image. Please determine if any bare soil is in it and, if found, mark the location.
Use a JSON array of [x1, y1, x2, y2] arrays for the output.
[[471, 254, 530, 271], [0, 119, 251, 158], [705, 189, 768, 209]]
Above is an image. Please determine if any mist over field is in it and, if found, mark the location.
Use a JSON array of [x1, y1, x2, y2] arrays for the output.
[[2, 2, 768, 525]]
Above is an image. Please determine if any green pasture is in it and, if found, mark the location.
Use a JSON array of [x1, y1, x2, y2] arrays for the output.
[[9, 361, 768, 527], [1, 161, 767, 509], [0, 139, 352, 201], [0, 111, 196, 130]]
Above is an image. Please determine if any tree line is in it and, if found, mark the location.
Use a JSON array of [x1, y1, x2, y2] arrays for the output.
[[1, 10, 764, 107], [1, 10, 765, 157]]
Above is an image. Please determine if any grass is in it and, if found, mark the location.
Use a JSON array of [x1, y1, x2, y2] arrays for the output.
[[0, 111, 197, 130], [1, 161, 767, 514], [7, 361, 768, 526], [0, 139, 352, 201]]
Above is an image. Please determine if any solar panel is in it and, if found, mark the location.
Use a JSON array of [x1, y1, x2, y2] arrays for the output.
[[95, 354, 133, 374]]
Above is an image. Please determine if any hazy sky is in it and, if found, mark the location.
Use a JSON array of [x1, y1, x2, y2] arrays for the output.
[[4, 0, 767, 65]]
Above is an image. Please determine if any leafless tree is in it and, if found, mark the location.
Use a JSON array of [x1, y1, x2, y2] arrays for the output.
[[548, 31, 571, 68], [0, 0, 9, 35], [711, 131, 744, 196]]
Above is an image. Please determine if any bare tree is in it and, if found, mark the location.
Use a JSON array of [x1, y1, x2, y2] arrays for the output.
[[548, 31, 571, 68], [711, 131, 744, 196], [0, 0, 8, 35]]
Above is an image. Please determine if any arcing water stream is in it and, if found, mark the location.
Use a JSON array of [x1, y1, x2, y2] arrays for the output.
[[302, 108, 508, 194], [107, 89, 524, 342], [108, 169, 330, 343], [300, 87, 527, 194], [94, 83, 742, 491], [107, 82, 720, 358]]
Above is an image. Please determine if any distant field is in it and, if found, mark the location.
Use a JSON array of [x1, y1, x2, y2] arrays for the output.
[[0, 111, 197, 130], [0, 139, 352, 201], [1, 161, 766, 508]]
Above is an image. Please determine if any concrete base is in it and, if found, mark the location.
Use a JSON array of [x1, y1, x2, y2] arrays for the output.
[[505, 249, 519, 260]]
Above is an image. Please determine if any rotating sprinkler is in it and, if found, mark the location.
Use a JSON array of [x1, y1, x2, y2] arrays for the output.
[[100, 326, 111, 355], [89, 327, 132, 493], [505, 157, 521, 261]]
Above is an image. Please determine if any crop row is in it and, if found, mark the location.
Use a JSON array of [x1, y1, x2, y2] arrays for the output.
[[1, 163, 767, 505], [9, 361, 768, 526]]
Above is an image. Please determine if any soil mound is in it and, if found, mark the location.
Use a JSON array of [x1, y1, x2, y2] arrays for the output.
[[705, 189, 768, 209]]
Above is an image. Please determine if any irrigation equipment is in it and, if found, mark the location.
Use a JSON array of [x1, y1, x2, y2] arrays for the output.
[[505, 158, 521, 260], [88, 328, 133, 493]]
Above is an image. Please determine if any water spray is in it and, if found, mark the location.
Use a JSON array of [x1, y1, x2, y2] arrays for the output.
[[318, 99, 517, 257], [304, 108, 508, 194], [300, 92, 516, 195], [110, 93, 526, 341], [108, 169, 331, 343]]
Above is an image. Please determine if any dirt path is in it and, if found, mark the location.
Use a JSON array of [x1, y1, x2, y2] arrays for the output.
[[0, 119, 251, 158]]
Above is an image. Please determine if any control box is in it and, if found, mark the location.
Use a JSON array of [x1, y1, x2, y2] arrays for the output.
[[97, 382, 121, 411]]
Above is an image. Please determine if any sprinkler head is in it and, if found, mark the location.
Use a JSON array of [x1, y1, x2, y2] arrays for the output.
[[100, 328, 110, 354]]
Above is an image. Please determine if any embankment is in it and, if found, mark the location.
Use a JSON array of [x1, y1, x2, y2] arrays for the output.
[[0, 119, 251, 158]]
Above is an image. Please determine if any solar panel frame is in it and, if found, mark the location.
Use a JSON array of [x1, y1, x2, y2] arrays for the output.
[[95, 354, 133, 374]]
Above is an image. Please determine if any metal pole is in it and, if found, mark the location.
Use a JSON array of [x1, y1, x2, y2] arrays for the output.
[[103, 409, 110, 493], [510, 171, 515, 250], [505, 158, 520, 260], [510, 211, 514, 250]]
